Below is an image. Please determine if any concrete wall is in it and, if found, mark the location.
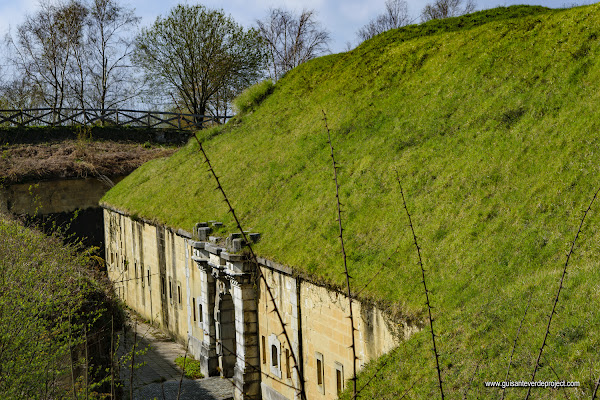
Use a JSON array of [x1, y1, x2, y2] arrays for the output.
[[104, 208, 413, 400], [1, 177, 124, 215]]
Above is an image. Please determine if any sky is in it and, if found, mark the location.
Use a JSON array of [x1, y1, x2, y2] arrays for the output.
[[0, 0, 596, 54]]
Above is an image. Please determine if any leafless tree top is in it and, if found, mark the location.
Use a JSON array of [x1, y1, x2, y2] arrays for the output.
[[357, 0, 412, 42], [421, 0, 476, 22], [256, 8, 330, 81]]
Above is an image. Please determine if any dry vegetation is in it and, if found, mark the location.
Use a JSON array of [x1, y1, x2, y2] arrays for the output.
[[0, 140, 175, 185]]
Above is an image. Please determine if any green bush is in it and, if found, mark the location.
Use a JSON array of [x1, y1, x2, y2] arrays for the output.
[[232, 79, 275, 114], [175, 356, 204, 379]]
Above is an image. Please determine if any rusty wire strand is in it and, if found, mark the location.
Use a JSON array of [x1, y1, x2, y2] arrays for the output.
[[322, 109, 358, 398], [193, 133, 307, 400], [396, 171, 444, 399], [592, 373, 600, 399], [355, 243, 402, 297], [525, 184, 600, 400]]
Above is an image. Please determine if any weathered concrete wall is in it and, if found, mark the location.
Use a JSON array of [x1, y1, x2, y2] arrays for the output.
[[104, 208, 414, 400], [1, 176, 124, 215]]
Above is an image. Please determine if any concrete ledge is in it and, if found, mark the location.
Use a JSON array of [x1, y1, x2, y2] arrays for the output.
[[205, 243, 224, 255], [192, 255, 209, 264], [189, 240, 206, 249], [221, 251, 244, 262], [175, 228, 192, 238]]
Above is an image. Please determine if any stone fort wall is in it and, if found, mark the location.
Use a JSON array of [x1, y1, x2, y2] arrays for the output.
[[104, 207, 416, 400]]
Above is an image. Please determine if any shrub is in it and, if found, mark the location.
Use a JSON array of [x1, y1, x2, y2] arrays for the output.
[[174, 356, 204, 379], [232, 79, 275, 114]]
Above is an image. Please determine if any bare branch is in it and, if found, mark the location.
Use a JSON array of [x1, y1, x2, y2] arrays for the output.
[[357, 0, 411, 42], [421, 0, 477, 22], [256, 8, 330, 81], [525, 183, 600, 399]]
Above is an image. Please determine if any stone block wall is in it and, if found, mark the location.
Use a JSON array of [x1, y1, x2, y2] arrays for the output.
[[1, 177, 124, 215], [104, 207, 414, 400]]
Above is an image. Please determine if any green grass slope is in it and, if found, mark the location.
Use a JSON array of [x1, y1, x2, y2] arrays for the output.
[[103, 5, 600, 398]]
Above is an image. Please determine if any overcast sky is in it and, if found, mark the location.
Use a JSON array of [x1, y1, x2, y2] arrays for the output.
[[0, 0, 596, 54]]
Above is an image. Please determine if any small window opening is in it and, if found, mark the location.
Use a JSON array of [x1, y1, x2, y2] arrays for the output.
[[336, 363, 344, 396], [192, 297, 197, 321], [317, 358, 323, 386], [271, 345, 279, 368], [262, 336, 266, 364], [147, 270, 151, 286], [161, 276, 166, 297], [169, 279, 172, 300], [198, 303, 203, 323], [178, 284, 182, 304]]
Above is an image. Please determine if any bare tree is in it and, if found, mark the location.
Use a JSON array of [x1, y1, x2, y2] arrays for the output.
[[0, 76, 45, 110], [256, 8, 330, 81], [421, 0, 476, 22], [357, 0, 412, 42], [85, 0, 140, 112], [6, 0, 87, 117]]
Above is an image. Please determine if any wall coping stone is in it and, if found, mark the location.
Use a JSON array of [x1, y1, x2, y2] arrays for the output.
[[192, 255, 209, 264], [221, 252, 244, 262], [189, 241, 205, 249], [176, 228, 192, 239], [256, 257, 293, 276], [205, 243, 223, 255], [208, 261, 224, 270]]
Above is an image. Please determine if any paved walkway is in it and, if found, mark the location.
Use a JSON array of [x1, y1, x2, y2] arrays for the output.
[[118, 313, 234, 400]]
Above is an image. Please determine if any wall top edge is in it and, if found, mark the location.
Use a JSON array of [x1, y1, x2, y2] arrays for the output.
[[101, 203, 192, 238], [256, 257, 294, 276], [102, 206, 350, 300]]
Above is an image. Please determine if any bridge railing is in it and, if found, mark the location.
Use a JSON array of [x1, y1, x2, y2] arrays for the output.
[[0, 108, 232, 129]]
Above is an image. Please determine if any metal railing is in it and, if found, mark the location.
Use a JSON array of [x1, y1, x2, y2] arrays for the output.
[[0, 108, 232, 129]]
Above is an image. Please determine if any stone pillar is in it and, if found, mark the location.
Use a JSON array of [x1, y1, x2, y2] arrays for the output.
[[226, 255, 260, 400], [191, 243, 219, 377]]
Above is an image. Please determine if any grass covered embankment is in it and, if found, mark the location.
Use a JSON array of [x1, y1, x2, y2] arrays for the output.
[[0, 215, 122, 398], [103, 4, 600, 398]]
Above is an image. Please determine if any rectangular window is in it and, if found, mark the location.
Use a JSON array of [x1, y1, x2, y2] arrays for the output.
[[177, 284, 182, 304], [316, 352, 324, 394], [147, 270, 151, 287], [192, 297, 197, 322], [161, 276, 166, 298], [134, 262, 138, 279], [271, 345, 279, 368], [169, 279, 172, 300], [317, 358, 323, 385], [262, 336, 266, 364], [335, 362, 344, 396], [198, 303, 203, 323]]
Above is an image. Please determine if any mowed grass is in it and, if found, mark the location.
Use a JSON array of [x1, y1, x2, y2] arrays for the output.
[[103, 5, 600, 398]]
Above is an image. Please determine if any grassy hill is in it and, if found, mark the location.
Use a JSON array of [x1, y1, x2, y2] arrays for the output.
[[103, 4, 600, 398]]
